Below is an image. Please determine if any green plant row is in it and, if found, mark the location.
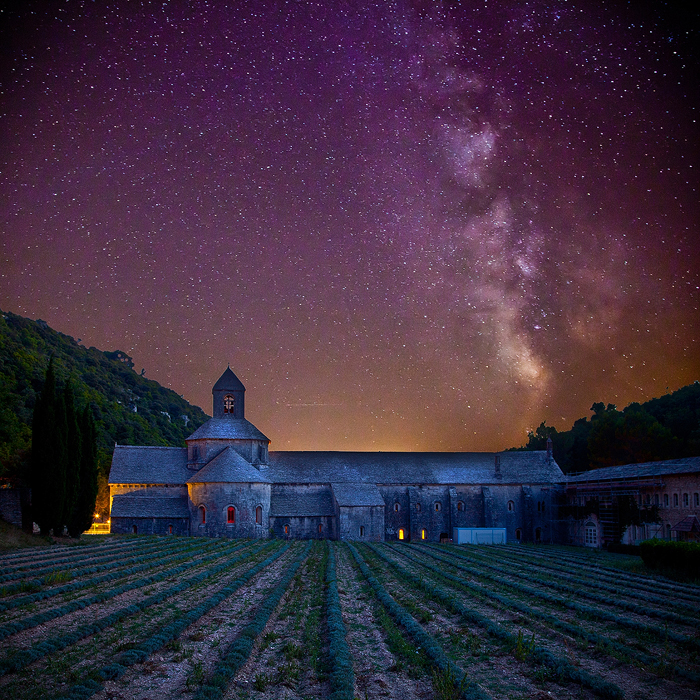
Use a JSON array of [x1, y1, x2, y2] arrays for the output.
[[640, 539, 700, 579], [349, 543, 489, 700], [53, 542, 294, 700], [192, 542, 313, 700], [403, 545, 700, 685], [325, 542, 354, 700], [500, 545, 700, 600], [0, 540, 273, 674], [0, 538, 163, 583], [0, 539, 249, 640], [0, 536, 148, 568], [0, 537, 208, 607], [424, 544, 700, 653], [486, 544, 700, 606], [0, 537, 168, 583], [367, 543, 623, 700], [432, 544, 697, 625]]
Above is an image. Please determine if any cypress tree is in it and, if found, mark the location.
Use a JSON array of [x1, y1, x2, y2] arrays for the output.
[[62, 379, 82, 536], [31, 360, 66, 536], [68, 406, 99, 537]]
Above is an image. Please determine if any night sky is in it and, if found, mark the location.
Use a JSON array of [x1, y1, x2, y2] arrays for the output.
[[1, 1, 698, 452]]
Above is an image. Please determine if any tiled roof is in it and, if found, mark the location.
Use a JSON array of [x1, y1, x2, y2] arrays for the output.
[[186, 417, 269, 442], [671, 515, 700, 533], [111, 494, 190, 518], [269, 485, 335, 517], [260, 450, 562, 485], [565, 456, 700, 484], [186, 446, 270, 483], [109, 445, 189, 485], [332, 482, 385, 507], [213, 366, 245, 391]]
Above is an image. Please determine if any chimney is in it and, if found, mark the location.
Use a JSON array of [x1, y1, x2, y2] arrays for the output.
[[546, 437, 553, 461], [494, 454, 502, 479]]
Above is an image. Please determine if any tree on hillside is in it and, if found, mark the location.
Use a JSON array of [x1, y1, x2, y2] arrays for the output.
[[30, 361, 100, 537], [31, 359, 66, 535]]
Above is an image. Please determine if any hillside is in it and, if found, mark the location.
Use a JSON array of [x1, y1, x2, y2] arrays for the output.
[[0, 310, 209, 490], [513, 383, 700, 473]]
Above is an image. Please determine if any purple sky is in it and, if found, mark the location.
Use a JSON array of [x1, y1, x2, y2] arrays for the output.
[[1, 1, 698, 451]]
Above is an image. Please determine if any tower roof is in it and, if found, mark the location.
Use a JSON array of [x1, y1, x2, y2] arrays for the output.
[[213, 366, 245, 392]]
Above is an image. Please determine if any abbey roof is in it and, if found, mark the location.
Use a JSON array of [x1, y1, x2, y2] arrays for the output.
[[186, 417, 270, 442], [109, 445, 188, 484], [213, 366, 245, 391], [186, 446, 270, 483]]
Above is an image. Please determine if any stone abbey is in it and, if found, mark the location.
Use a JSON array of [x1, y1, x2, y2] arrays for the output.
[[108, 367, 564, 542]]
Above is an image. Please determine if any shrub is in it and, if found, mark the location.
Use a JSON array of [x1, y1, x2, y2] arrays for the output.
[[640, 539, 700, 579]]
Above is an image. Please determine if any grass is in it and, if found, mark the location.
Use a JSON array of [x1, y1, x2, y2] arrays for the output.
[[0, 520, 50, 551]]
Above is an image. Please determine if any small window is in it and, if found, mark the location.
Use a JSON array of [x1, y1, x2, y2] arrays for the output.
[[654, 494, 659, 506], [645, 494, 651, 505], [394, 502, 400, 512], [132, 524, 137, 534], [674, 494, 679, 507], [255, 506, 262, 524], [199, 506, 206, 525], [537, 501, 541, 512], [415, 503, 421, 512], [284, 524, 289, 535], [457, 501, 464, 512], [434, 502, 441, 512], [542, 501, 546, 513], [421, 529, 426, 540], [223, 394, 235, 414], [507, 500, 515, 512], [227, 506, 235, 524], [360, 526, 365, 537], [695, 493, 699, 507], [683, 493, 689, 507], [664, 493, 669, 507], [318, 523, 323, 533], [535, 527, 542, 543], [168, 524, 173, 535], [398, 528, 405, 540], [515, 528, 521, 541]]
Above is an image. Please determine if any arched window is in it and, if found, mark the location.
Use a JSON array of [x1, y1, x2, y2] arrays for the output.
[[199, 506, 206, 525], [457, 501, 464, 512], [223, 394, 235, 414], [421, 529, 426, 540], [284, 524, 289, 535], [398, 528, 405, 540], [434, 502, 441, 512], [168, 524, 173, 535], [132, 524, 137, 534], [508, 500, 515, 512], [584, 522, 597, 547], [535, 527, 542, 543], [515, 528, 521, 541], [664, 493, 669, 507], [674, 494, 679, 507], [695, 493, 699, 507], [360, 526, 365, 537], [318, 523, 323, 533], [394, 502, 400, 512], [255, 506, 262, 524], [683, 493, 689, 507], [227, 506, 235, 524]]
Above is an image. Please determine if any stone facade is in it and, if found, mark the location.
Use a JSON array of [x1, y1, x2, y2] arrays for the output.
[[108, 367, 567, 541]]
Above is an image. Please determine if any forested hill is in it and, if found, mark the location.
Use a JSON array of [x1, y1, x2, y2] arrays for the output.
[[0, 310, 208, 485], [512, 382, 700, 474]]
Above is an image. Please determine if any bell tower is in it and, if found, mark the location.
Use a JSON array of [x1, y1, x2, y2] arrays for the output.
[[212, 366, 246, 419]]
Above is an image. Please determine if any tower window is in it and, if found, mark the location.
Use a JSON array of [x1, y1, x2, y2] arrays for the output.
[[394, 502, 400, 512], [434, 502, 441, 512], [255, 506, 262, 524], [227, 506, 235, 524], [224, 394, 235, 414], [199, 506, 206, 525]]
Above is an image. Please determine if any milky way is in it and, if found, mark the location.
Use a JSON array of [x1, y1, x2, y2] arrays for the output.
[[1, 1, 698, 451]]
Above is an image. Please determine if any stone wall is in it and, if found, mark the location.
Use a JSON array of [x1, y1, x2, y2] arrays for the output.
[[0, 488, 31, 530], [188, 482, 271, 538], [337, 505, 384, 541], [110, 517, 189, 536], [269, 515, 335, 540]]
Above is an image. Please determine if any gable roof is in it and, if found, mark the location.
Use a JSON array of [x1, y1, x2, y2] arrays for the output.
[[260, 450, 562, 485], [269, 485, 335, 517], [213, 366, 245, 391], [109, 445, 189, 485], [186, 417, 269, 442], [332, 482, 385, 507], [565, 456, 700, 484], [111, 494, 190, 519], [186, 446, 271, 484]]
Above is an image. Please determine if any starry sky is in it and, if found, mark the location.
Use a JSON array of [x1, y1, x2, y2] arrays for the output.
[[1, 1, 698, 452]]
